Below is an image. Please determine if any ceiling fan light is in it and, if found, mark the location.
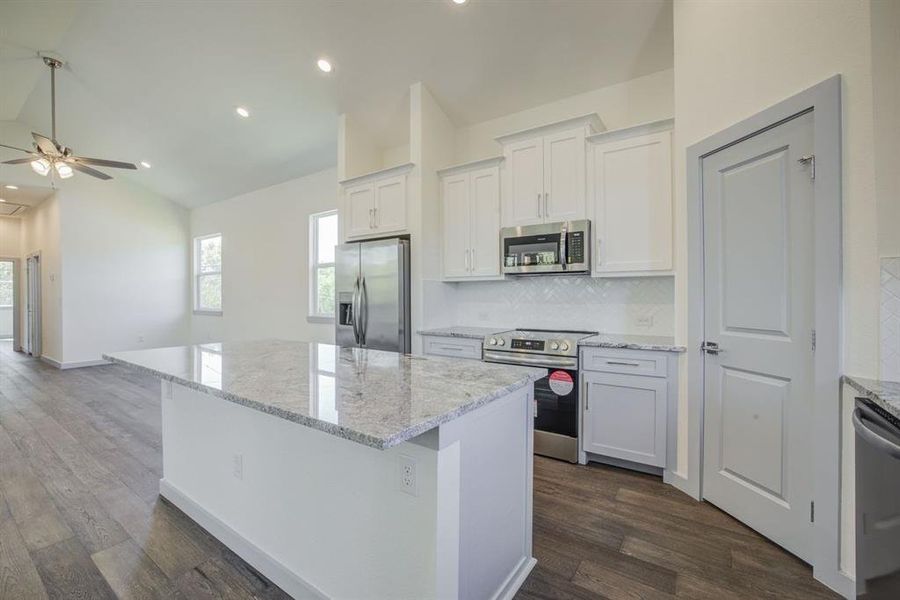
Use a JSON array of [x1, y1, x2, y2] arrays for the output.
[[55, 161, 74, 179], [30, 158, 51, 176]]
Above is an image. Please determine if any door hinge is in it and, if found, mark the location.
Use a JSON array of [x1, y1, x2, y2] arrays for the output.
[[811, 329, 816, 353], [810, 500, 815, 523], [798, 154, 815, 180]]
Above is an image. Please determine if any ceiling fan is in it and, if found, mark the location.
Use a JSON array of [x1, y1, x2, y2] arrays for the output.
[[0, 56, 137, 181]]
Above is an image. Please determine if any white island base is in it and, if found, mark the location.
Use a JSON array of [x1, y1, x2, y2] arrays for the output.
[[158, 381, 535, 600]]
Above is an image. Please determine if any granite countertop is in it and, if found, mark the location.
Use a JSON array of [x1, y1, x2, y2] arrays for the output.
[[420, 326, 685, 353], [843, 375, 900, 421], [418, 326, 507, 339], [103, 340, 545, 450], [579, 333, 686, 353]]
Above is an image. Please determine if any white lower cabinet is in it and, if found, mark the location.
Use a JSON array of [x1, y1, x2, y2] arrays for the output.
[[580, 347, 671, 469], [422, 336, 483, 360]]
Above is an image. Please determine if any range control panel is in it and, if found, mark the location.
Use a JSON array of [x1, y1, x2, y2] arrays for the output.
[[511, 339, 545, 351]]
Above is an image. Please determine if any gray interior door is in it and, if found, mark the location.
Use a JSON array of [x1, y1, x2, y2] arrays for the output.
[[701, 110, 815, 562], [359, 239, 407, 353], [26, 254, 41, 358]]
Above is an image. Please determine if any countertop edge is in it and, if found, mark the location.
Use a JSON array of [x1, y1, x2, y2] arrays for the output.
[[103, 353, 545, 449], [842, 374, 900, 421], [577, 339, 687, 353], [418, 328, 686, 353]]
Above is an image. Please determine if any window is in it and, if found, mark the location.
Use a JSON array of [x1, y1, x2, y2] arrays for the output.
[[0, 261, 12, 308], [310, 210, 338, 319], [194, 234, 222, 314]]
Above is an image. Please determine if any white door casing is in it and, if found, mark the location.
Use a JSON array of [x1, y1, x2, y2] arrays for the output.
[[701, 110, 815, 562]]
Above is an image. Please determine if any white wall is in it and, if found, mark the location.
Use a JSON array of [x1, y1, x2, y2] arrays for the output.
[[453, 69, 674, 163], [20, 195, 62, 361], [872, 0, 900, 259], [58, 177, 190, 364], [673, 0, 886, 584], [191, 168, 337, 345]]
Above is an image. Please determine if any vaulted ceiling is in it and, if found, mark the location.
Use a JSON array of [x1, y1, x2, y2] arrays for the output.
[[0, 1, 673, 208]]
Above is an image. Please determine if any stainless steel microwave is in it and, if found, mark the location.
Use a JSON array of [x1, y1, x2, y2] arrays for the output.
[[501, 220, 590, 275]]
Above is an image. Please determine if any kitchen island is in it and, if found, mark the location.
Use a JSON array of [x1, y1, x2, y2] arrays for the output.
[[104, 339, 545, 600]]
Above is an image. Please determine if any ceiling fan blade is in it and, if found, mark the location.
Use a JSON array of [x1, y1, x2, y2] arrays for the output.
[[0, 143, 32, 154], [69, 162, 112, 180], [71, 156, 137, 170], [2, 158, 35, 165], [32, 132, 60, 156]]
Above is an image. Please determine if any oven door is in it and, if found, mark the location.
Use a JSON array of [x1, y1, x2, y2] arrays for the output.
[[533, 368, 579, 462], [501, 220, 590, 275]]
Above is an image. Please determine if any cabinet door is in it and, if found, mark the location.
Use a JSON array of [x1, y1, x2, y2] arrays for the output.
[[543, 128, 586, 223], [591, 131, 673, 273], [469, 166, 501, 277], [345, 183, 375, 239], [373, 175, 407, 234], [582, 371, 667, 467], [503, 137, 544, 227], [441, 173, 471, 278]]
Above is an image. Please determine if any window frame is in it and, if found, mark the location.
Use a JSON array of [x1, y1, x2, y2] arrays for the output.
[[193, 233, 223, 316], [309, 210, 338, 322]]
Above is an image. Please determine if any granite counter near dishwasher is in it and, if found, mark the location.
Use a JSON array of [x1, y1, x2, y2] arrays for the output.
[[843, 375, 900, 421], [419, 326, 685, 353], [104, 339, 545, 450]]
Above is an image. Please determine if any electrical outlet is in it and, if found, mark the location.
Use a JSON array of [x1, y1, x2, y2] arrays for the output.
[[636, 315, 654, 328], [232, 453, 243, 480], [398, 455, 417, 496]]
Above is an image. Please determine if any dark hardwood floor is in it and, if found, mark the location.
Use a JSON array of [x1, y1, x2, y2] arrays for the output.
[[0, 341, 839, 599]]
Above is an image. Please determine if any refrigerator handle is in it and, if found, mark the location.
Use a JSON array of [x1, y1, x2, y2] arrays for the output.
[[360, 277, 369, 345], [352, 276, 361, 344]]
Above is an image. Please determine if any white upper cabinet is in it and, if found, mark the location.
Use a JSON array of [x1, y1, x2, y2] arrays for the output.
[[543, 128, 586, 222], [439, 158, 502, 280], [504, 138, 545, 227], [340, 163, 413, 240], [588, 120, 674, 276], [497, 114, 601, 228]]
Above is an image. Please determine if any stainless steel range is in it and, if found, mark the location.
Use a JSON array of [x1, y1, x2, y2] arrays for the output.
[[483, 329, 597, 462]]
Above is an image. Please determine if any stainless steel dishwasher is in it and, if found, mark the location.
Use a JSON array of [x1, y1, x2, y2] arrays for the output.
[[854, 397, 900, 598]]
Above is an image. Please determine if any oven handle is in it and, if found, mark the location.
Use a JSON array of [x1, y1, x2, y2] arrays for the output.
[[483, 350, 576, 369], [853, 407, 900, 460]]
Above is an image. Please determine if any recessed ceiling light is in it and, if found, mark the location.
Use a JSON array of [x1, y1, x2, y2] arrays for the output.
[[236, 106, 250, 118], [0, 198, 5, 203], [140, 161, 152, 169], [317, 58, 333, 73], [453, 0, 468, 4], [4, 185, 18, 190]]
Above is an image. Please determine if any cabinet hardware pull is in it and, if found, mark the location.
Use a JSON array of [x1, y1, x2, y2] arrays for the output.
[[464, 249, 469, 271], [584, 379, 589, 411], [544, 192, 549, 217], [537, 193, 542, 217], [596, 238, 602, 265], [373, 207, 378, 227], [606, 360, 641, 367], [471, 248, 476, 271], [369, 208, 374, 229]]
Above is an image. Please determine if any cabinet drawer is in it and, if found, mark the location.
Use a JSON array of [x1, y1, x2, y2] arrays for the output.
[[423, 336, 483, 360], [580, 347, 667, 377]]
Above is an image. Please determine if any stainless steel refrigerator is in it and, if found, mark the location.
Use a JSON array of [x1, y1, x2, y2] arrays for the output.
[[335, 238, 410, 353]]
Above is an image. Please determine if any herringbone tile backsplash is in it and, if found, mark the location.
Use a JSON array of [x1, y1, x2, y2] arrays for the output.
[[882, 258, 900, 381], [425, 276, 675, 336]]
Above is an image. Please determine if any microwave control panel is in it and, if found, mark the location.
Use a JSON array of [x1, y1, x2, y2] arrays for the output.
[[567, 231, 585, 264]]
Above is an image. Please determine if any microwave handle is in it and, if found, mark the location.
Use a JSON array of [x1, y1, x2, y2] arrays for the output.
[[559, 222, 568, 270]]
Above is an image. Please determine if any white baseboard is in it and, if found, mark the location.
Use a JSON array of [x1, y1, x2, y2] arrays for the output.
[[39, 355, 62, 368], [663, 469, 700, 500], [159, 479, 328, 599], [491, 556, 536, 600], [40, 356, 110, 370]]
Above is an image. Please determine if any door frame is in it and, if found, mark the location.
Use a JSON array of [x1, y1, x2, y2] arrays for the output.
[[0, 256, 21, 350], [25, 251, 42, 358], [685, 76, 845, 595]]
